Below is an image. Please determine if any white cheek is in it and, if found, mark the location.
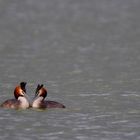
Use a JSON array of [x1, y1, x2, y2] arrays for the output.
[[19, 89, 24, 95], [38, 91, 42, 96]]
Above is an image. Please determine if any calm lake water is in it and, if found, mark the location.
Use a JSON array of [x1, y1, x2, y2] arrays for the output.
[[0, 0, 140, 140]]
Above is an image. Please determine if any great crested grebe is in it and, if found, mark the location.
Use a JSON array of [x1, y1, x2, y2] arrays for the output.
[[1, 82, 30, 109], [32, 84, 65, 109]]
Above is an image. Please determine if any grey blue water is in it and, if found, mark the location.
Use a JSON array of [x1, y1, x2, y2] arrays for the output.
[[0, 0, 140, 139]]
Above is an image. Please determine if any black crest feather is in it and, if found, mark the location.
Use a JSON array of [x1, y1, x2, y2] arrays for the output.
[[35, 84, 43, 96], [20, 82, 26, 92]]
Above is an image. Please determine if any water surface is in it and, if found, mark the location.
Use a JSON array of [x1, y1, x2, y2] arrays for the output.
[[0, 0, 140, 140]]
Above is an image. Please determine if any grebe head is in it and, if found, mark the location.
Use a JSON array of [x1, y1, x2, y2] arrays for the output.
[[14, 82, 27, 99], [35, 84, 47, 99]]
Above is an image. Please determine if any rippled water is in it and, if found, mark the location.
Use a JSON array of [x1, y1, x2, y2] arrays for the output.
[[0, 0, 140, 140]]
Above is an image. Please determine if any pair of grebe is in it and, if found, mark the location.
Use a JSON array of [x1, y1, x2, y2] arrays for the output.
[[1, 82, 65, 109]]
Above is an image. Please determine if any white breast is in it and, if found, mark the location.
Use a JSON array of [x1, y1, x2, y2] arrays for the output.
[[32, 97, 44, 108], [18, 97, 30, 109]]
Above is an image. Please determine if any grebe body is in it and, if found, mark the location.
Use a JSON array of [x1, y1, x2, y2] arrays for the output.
[[32, 84, 65, 109], [1, 82, 30, 109]]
